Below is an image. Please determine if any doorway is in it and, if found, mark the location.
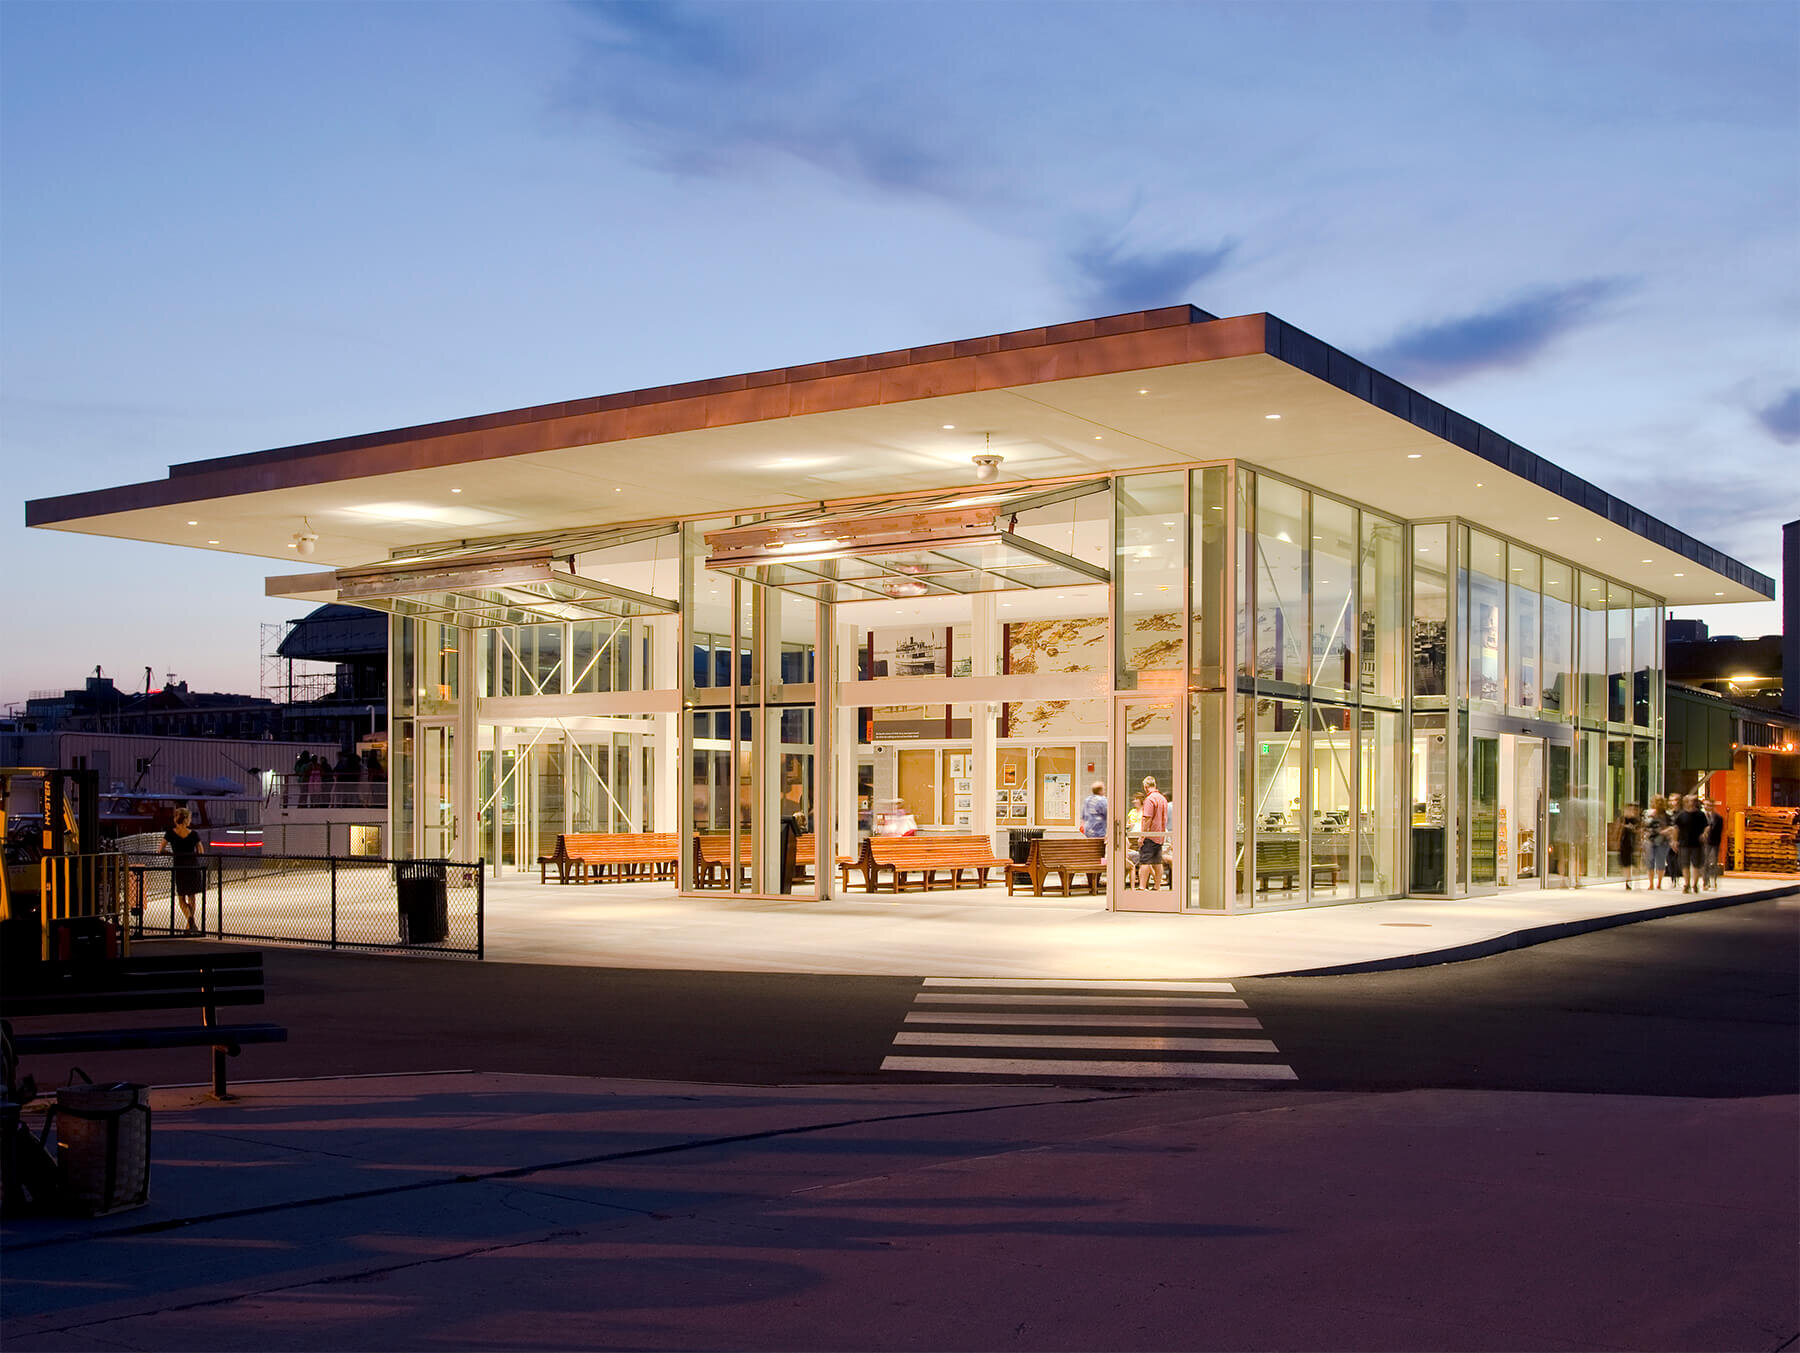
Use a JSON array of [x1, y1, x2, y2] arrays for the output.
[[1471, 716, 1574, 894], [1112, 693, 1179, 912]]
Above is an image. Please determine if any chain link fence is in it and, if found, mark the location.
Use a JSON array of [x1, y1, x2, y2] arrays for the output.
[[123, 853, 483, 958]]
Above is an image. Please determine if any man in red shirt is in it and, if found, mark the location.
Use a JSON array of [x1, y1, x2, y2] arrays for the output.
[[1138, 776, 1169, 890]]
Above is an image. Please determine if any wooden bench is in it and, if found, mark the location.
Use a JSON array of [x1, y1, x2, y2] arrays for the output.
[[1007, 836, 1106, 897], [538, 833, 680, 884], [1246, 838, 1341, 893], [865, 835, 1011, 893], [0, 951, 286, 1099]]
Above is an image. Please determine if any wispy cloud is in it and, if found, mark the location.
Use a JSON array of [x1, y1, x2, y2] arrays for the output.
[[1068, 236, 1237, 314], [563, 1, 988, 204], [1753, 387, 1800, 443], [1372, 278, 1633, 385]]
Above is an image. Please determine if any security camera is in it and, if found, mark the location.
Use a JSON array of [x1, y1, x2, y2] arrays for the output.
[[295, 532, 318, 557], [972, 454, 1003, 483]]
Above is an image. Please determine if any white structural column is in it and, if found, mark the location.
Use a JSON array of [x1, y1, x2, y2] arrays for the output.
[[831, 618, 860, 900], [653, 614, 680, 833], [456, 623, 479, 864], [970, 593, 998, 851]]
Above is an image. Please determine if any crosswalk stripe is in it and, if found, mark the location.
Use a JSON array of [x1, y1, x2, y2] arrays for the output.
[[879, 1055, 1299, 1080], [904, 1011, 1264, 1029], [921, 978, 1236, 993], [882, 976, 1298, 1083], [913, 992, 1247, 1009], [894, 1032, 1280, 1053]]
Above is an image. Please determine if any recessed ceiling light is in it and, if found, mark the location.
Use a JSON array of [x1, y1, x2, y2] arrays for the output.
[[285, 542, 297, 549], [1714, 591, 1724, 596], [1094, 435, 1103, 440], [613, 487, 622, 493], [207, 539, 219, 545], [1264, 413, 1281, 421], [186, 520, 198, 526], [1594, 536, 1602, 543], [942, 424, 955, 430], [1546, 516, 1560, 521], [1673, 572, 1685, 577], [1406, 453, 1422, 460], [1137, 388, 1149, 395], [450, 488, 462, 494], [1641, 558, 1652, 564]]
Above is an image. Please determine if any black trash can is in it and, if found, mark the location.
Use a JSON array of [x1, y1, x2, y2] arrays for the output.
[[396, 861, 449, 944], [1007, 828, 1045, 864]]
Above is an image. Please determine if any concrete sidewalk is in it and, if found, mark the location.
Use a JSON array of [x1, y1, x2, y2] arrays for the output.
[[471, 873, 1798, 977], [3, 1072, 1794, 1351]]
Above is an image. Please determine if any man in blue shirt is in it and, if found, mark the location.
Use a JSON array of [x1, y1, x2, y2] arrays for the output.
[[1080, 781, 1108, 839]]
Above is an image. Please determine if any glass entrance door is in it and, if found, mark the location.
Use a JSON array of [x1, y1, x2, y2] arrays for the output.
[[1510, 736, 1545, 889], [419, 721, 457, 859], [1112, 695, 1179, 913], [1546, 741, 1575, 887], [1469, 734, 1500, 891]]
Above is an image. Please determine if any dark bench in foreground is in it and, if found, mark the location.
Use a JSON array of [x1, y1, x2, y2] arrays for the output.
[[0, 951, 286, 1099], [1007, 836, 1106, 896]]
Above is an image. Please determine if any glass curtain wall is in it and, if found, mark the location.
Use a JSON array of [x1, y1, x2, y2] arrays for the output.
[[1235, 469, 1405, 908], [683, 521, 824, 896]]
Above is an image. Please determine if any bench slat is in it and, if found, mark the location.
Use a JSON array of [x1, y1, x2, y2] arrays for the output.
[[13, 1024, 288, 1054], [3, 990, 267, 1018]]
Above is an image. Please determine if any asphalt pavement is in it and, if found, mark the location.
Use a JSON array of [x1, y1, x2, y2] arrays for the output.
[[23, 894, 1797, 1098]]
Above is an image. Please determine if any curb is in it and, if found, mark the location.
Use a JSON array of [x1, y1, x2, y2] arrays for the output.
[[1260, 882, 1800, 978]]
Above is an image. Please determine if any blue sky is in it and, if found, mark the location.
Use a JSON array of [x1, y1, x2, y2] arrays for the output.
[[2, 0, 1794, 706]]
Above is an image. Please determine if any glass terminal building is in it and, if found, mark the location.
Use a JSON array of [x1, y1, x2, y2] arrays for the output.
[[28, 306, 1774, 913]]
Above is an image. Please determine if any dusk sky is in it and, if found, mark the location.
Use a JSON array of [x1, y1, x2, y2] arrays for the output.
[[2, 0, 1794, 709]]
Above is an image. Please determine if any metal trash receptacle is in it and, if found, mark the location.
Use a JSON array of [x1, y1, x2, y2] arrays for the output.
[[1007, 828, 1045, 864], [396, 861, 449, 944], [56, 1081, 150, 1216]]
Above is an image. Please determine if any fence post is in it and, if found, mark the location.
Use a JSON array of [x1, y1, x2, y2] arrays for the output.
[[330, 854, 339, 950], [214, 853, 223, 938], [477, 859, 485, 961]]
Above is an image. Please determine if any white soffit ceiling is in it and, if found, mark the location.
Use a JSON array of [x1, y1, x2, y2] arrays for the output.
[[36, 353, 1762, 606]]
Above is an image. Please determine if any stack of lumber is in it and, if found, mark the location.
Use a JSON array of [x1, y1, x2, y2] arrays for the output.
[[1739, 806, 1799, 873]]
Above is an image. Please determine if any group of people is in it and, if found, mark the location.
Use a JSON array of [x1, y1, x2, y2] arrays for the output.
[[1616, 794, 1727, 894], [291, 748, 383, 805], [1078, 775, 1171, 890]]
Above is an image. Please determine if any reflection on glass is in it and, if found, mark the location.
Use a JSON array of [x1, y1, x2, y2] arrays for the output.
[[1607, 583, 1632, 725], [1633, 600, 1657, 727], [1251, 697, 1307, 901], [1469, 734, 1498, 886], [1579, 572, 1608, 723], [1542, 561, 1573, 715], [1413, 525, 1449, 699], [1311, 498, 1355, 693], [1255, 480, 1308, 684], [1468, 532, 1504, 705], [1357, 708, 1402, 896], [1310, 704, 1353, 898], [1508, 547, 1540, 711], [1359, 513, 1404, 702], [1411, 711, 1448, 891], [1115, 472, 1187, 691]]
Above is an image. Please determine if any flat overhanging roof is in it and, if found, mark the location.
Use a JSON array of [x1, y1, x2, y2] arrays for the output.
[[25, 306, 1773, 606]]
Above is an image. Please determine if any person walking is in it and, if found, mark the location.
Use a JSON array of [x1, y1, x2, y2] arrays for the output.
[[1673, 794, 1708, 894], [1138, 776, 1168, 891], [1645, 795, 1674, 890], [159, 807, 206, 934], [1080, 781, 1108, 840], [1617, 802, 1643, 889], [1702, 800, 1727, 890]]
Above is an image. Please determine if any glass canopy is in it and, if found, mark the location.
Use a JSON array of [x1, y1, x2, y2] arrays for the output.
[[704, 480, 1111, 601], [331, 551, 675, 628]]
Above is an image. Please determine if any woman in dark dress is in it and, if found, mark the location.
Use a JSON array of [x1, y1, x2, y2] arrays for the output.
[[1617, 802, 1642, 889], [160, 807, 205, 933]]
